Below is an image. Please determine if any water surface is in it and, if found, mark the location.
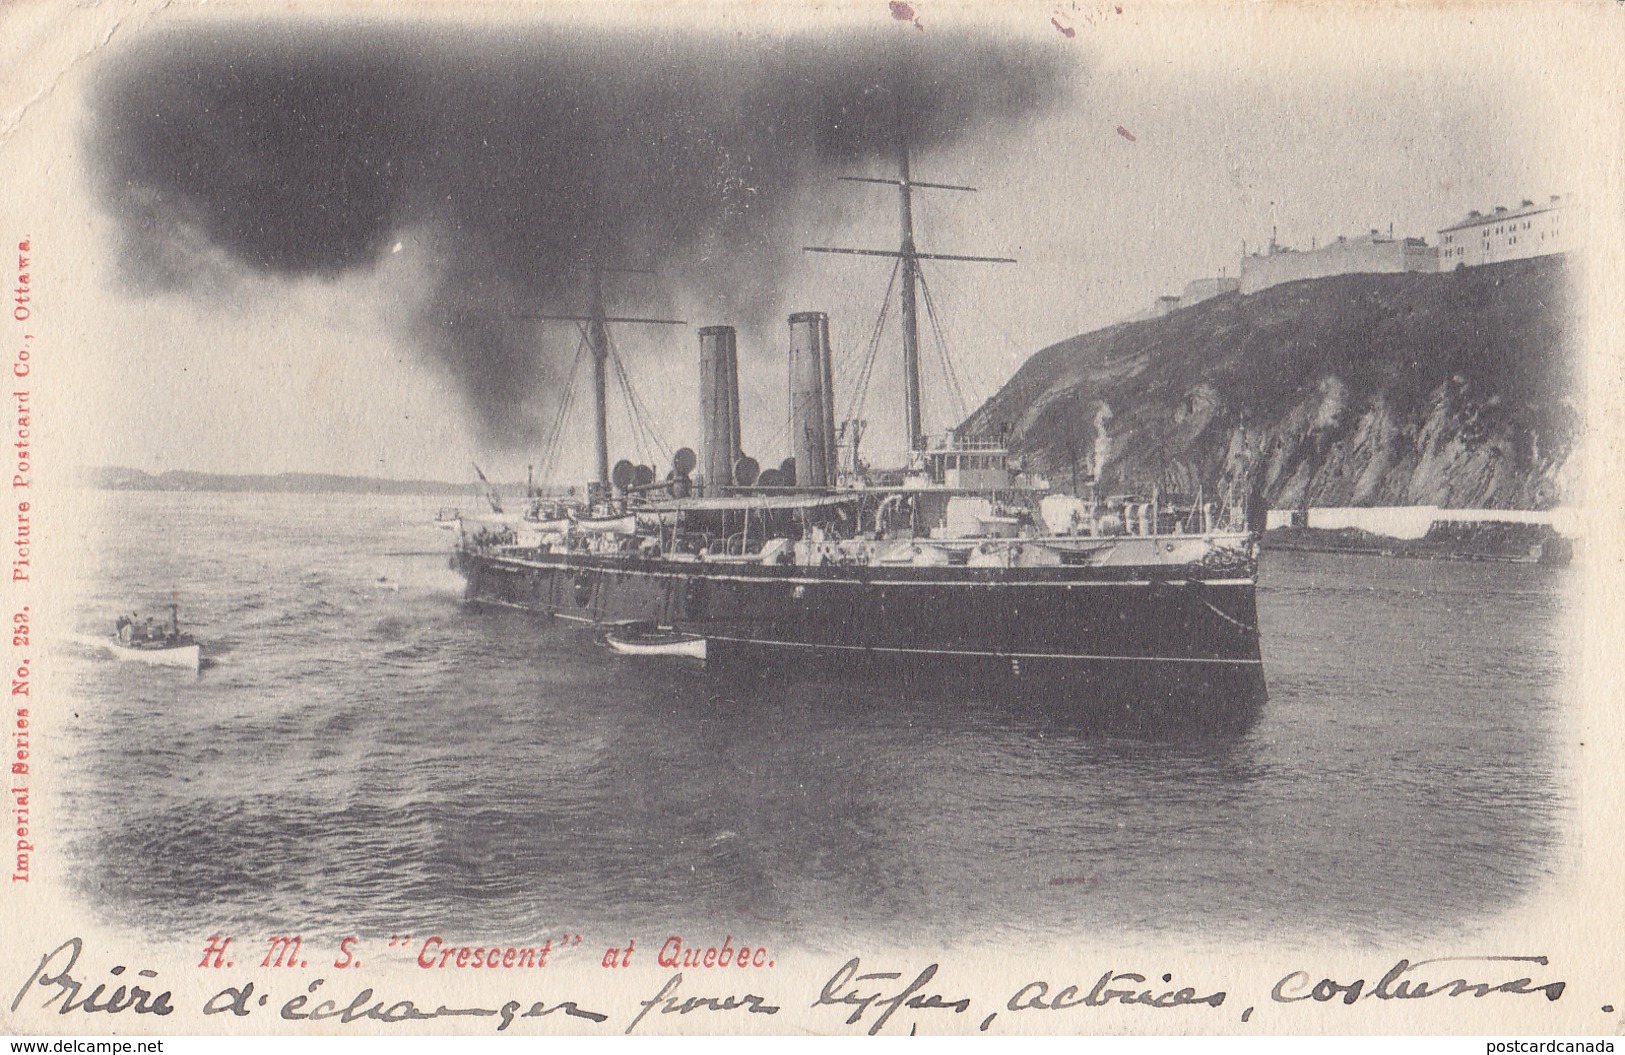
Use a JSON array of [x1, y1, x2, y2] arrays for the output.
[[56, 491, 1570, 948]]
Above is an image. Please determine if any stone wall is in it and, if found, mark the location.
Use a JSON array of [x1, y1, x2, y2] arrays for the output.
[[1240, 233, 1436, 294]]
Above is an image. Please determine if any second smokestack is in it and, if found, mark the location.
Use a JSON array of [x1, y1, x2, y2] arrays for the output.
[[788, 311, 837, 488]]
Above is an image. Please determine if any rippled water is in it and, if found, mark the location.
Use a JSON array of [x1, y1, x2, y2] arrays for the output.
[[54, 491, 1570, 948]]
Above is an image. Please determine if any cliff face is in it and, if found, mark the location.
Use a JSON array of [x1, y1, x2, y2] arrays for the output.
[[964, 256, 1580, 509]]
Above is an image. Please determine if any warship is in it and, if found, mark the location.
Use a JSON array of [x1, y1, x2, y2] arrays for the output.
[[450, 146, 1266, 729]]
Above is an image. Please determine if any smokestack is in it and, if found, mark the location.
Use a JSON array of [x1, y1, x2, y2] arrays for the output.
[[788, 311, 836, 488], [725, 331, 742, 474], [699, 325, 742, 492]]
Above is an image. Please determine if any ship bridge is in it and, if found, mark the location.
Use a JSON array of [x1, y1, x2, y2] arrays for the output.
[[902, 432, 1044, 491]]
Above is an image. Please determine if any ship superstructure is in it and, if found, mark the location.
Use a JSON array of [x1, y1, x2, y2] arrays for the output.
[[449, 144, 1266, 731]]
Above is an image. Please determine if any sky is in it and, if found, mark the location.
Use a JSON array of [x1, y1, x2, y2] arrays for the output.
[[1, 1, 1612, 484]]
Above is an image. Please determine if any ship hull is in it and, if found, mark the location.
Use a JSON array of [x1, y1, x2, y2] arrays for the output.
[[455, 548, 1267, 733]]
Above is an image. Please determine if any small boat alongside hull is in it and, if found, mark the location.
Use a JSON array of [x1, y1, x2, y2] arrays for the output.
[[604, 627, 708, 660]]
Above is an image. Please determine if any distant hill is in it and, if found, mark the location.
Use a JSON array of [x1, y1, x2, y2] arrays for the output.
[[75, 466, 494, 497], [964, 255, 1579, 509]]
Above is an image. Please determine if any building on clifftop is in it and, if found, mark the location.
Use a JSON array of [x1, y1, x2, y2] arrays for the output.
[[1436, 195, 1574, 269]]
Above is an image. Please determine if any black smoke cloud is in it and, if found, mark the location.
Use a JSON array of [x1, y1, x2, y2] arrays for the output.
[[90, 23, 1068, 447]]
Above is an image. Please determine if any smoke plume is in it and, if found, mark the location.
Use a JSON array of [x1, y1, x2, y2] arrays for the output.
[[88, 23, 1067, 447]]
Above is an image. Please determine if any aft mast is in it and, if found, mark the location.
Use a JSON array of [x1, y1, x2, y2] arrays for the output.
[[518, 264, 685, 487], [587, 266, 610, 486]]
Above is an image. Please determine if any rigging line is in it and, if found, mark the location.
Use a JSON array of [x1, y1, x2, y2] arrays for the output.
[[542, 393, 577, 486], [596, 329, 640, 466], [844, 301, 887, 425], [828, 268, 887, 388], [608, 338, 673, 464], [832, 326, 864, 421], [851, 284, 894, 424], [611, 348, 644, 465], [538, 331, 588, 487], [602, 334, 652, 466], [931, 264, 1023, 404], [536, 357, 569, 480], [916, 267, 953, 426], [622, 349, 676, 462], [605, 342, 649, 466], [538, 330, 585, 480], [920, 267, 979, 418], [624, 354, 674, 462], [844, 257, 901, 423], [827, 312, 868, 384], [849, 296, 890, 425], [829, 322, 867, 377], [533, 346, 572, 481], [923, 265, 981, 383], [923, 273, 970, 422], [917, 268, 970, 425]]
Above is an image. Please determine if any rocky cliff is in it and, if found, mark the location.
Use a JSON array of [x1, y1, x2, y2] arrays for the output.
[[964, 255, 1579, 509]]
